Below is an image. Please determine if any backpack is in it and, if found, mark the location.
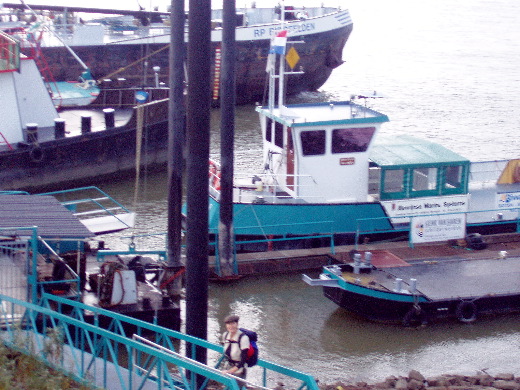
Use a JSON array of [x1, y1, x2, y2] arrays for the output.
[[224, 328, 259, 367], [239, 328, 258, 367]]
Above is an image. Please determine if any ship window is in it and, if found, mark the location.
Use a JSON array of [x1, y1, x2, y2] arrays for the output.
[[445, 165, 463, 189], [412, 167, 438, 191], [301, 130, 326, 156], [331, 127, 376, 154], [265, 118, 273, 143], [275, 121, 284, 148], [265, 118, 284, 148], [383, 169, 404, 193]]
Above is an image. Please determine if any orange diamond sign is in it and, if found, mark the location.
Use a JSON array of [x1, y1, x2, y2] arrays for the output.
[[285, 46, 300, 70]]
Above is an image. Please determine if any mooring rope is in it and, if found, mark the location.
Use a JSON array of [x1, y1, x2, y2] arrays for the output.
[[97, 44, 169, 84], [134, 104, 144, 211]]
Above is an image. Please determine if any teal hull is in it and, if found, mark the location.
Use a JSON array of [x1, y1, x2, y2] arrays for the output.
[[208, 197, 392, 236]]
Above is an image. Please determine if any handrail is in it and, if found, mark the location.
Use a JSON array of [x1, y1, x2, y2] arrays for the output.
[[37, 186, 131, 213], [36, 186, 134, 231], [16, 292, 318, 390], [0, 294, 243, 390], [354, 206, 520, 249]]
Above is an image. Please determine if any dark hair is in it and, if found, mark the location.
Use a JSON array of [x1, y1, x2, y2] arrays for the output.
[[224, 314, 239, 323]]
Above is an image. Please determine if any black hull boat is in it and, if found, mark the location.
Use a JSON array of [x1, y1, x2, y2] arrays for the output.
[[1, 98, 169, 191], [2, 3, 353, 105], [0, 31, 170, 191], [304, 251, 520, 326]]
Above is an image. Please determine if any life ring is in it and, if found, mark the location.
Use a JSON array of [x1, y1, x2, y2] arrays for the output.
[[212, 171, 221, 190], [29, 147, 44, 162], [209, 160, 221, 190], [209, 160, 217, 177], [403, 306, 428, 327], [456, 301, 477, 323]]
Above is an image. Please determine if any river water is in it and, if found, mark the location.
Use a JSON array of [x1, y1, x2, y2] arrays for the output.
[[90, 0, 520, 384]]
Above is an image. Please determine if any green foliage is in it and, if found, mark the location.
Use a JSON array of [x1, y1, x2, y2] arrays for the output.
[[0, 343, 94, 390]]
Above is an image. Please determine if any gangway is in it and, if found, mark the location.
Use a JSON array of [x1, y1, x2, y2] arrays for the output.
[[0, 292, 320, 390]]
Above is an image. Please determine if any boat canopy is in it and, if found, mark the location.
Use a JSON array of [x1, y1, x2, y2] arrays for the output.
[[369, 134, 470, 200]]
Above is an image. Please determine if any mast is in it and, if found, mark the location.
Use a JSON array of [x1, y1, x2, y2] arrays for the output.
[[277, 0, 286, 109]]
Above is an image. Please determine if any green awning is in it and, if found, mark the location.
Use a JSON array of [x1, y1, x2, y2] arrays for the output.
[[370, 134, 469, 168]]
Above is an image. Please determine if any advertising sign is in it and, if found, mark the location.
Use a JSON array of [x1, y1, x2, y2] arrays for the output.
[[497, 192, 520, 209], [411, 214, 466, 244], [381, 195, 469, 224]]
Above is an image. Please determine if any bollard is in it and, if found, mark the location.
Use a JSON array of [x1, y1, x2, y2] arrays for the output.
[[54, 118, 66, 139], [364, 251, 372, 266], [409, 278, 417, 293], [103, 108, 115, 128], [26, 123, 38, 144], [353, 253, 361, 265], [81, 115, 92, 134]]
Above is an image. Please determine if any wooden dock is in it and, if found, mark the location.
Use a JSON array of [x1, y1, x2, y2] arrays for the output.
[[211, 232, 520, 278]]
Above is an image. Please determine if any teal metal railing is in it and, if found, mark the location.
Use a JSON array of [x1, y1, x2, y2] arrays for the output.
[[0, 292, 320, 390], [354, 207, 520, 249], [37, 186, 134, 229]]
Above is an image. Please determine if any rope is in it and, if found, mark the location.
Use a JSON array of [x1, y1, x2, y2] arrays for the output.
[[96, 44, 169, 84], [134, 104, 144, 210]]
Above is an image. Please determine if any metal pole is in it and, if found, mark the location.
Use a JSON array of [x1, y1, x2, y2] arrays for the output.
[[218, 0, 237, 276], [185, 0, 211, 372], [277, 0, 286, 108], [166, 0, 186, 298]]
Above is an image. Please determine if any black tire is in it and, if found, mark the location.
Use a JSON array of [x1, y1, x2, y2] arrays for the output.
[[29, 147, 44, 162], [403, 307, 428, 327], [456, 301, 477, 323]]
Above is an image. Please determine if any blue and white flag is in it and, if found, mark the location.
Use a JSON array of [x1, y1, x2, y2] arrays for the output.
[[270, 30, 288, 55]]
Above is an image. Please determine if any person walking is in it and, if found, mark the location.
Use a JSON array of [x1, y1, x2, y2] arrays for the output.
[[221, 314, 250, 385]]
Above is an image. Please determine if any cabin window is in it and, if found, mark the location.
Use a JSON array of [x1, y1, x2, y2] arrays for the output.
[[331, 127, 376, 153], [265, 118, 273, 143], [412, 167, 438, 192], [383, 169, 404, 193], [301, 130, 326, 156], [275, 121, 284, 148], [265, 118, 284, 148], [444, 165, 463, 189]]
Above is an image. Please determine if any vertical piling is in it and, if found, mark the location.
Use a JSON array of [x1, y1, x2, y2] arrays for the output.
[[219, 0, 237, 276], [166, 0, 186, 299], [185, 0, 211, 374]]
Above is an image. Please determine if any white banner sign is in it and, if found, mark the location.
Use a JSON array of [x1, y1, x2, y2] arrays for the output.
[[381, 195, 469, 224], [411, 214, 466, 244]]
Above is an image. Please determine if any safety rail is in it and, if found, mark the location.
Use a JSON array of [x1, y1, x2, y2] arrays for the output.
[[210, 221, 336, 275], [0, 292, 319, 390], [38, 186, 131, 214], [36, 237, 81, 299], [354, 206, 520, 249], [36, 186, 135, 233]]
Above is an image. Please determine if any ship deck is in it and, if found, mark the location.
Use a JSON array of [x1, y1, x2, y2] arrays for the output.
[[383, 256, 520, 301]]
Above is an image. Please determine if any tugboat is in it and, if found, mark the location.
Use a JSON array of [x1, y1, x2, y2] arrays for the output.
[[205, 29, 520, 251]]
